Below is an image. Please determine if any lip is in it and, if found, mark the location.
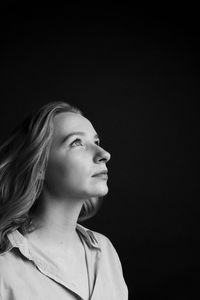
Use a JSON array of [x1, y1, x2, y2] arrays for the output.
[[92, 171, 108, 178], [92, 173, 108, 180]]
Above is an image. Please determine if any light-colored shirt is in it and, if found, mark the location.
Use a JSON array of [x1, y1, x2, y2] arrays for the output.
[[0, 223, 128, 300]]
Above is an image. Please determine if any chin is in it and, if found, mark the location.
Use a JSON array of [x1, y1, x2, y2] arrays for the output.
[[87, 181, 109, 197], [95, 185, 109, 197]]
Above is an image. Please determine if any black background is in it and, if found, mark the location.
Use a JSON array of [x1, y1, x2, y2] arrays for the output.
[[0, 2, 199, 299]]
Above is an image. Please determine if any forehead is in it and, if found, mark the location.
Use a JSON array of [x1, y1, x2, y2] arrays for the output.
[[52, 112, 97, 137]]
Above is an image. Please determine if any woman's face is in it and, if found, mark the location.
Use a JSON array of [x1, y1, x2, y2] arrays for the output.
[[43, 112, 111, 201]]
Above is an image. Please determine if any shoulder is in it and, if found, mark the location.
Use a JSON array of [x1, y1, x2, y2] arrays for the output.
[[83, 225, 128, 296], [0, 250, 14, 268], [91, 229, 116, 250], [79, 224, 123, 269], [0, 249, 22, 280], [92, 229, 121, 259], [78, 223, 115, 249], [0, 251, 14, 283]]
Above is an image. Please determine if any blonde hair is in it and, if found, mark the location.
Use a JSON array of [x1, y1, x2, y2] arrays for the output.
[[0, 101, 101, 251]]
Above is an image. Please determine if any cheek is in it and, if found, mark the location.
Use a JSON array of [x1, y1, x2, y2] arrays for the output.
[[46, 158, 66, 181], [45, 155, 90, 189]]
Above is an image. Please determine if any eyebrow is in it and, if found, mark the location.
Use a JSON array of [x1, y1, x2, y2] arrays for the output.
[[61, 131, 100, 144]]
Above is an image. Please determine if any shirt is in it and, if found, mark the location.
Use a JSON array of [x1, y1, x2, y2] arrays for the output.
[[0, 223, 128, 300]]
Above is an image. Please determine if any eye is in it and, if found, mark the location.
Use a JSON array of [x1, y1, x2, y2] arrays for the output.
[[70, 138, 84, 147]]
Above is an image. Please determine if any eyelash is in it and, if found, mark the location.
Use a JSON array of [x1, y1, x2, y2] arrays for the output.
[[70, 138, 84, 147], [70, 138, 100, 148]]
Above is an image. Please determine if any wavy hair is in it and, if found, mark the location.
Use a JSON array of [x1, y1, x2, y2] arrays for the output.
[[0, 101, 101, 252]]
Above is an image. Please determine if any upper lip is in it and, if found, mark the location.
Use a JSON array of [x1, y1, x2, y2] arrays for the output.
[[92, 170, 108, 176]]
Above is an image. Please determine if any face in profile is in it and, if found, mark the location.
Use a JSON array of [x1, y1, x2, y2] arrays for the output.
[[43, 112, 111, 202]]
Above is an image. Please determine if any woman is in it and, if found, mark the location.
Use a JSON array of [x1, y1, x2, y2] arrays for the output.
[[0, 102, 128, 300]]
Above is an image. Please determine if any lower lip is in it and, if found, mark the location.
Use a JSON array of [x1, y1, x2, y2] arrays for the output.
[[92, 174, 108, 180]]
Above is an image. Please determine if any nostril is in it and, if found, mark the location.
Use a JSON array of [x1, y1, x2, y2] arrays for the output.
[[100, 151, 111, 163]]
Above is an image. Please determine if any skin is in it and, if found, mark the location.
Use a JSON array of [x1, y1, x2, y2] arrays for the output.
[[26, 112, 111, 298], [44, 111, 111, 201], [29, 112, 111, 251]]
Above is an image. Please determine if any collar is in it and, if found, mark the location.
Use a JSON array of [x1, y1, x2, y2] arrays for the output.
[[6, 223, 102, 300], [76, 223, 100, 250], [6, 223, 100, 259]]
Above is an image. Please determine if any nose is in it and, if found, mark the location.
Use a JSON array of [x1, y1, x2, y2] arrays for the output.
[[94, 146, 111, 164]]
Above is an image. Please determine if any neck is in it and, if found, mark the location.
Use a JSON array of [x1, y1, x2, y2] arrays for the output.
[[30, 192, 85, 248]]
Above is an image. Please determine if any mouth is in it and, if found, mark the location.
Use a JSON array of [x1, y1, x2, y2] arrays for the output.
[[92, 171, 108, 179]]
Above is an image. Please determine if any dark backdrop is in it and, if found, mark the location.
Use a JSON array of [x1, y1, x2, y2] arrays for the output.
[[0, 2, 199, 299]]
